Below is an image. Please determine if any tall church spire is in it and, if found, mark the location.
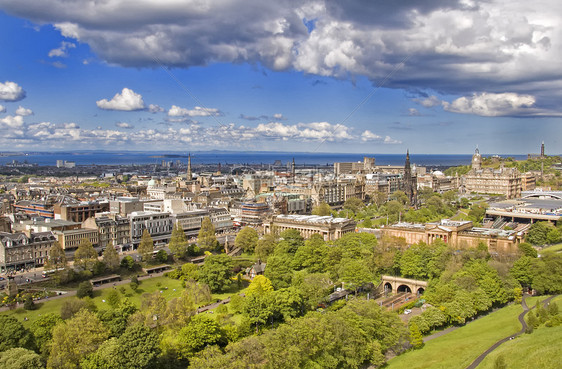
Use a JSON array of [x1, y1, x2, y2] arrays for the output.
[[403, 150, 416, 206], [187, 153, 192, 180]]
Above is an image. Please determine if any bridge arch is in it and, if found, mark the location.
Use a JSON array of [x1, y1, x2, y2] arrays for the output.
[[380, 275, 428, 295], [397, 284, 412, 293]]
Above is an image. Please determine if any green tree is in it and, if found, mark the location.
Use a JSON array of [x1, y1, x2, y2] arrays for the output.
[[103, 245, 120, 272], [198, 217, 217, 251], [277, 229, 304, 254], [255, 233, 277, 261], [180, 262, 200, 281], [292, 234, 328, 273], [174, 315, 225, 359], [390, 190, 409, 205], [169, 223, 188, 260], [198, 254, 233, 293], [526, 221, 552, 245], [264, 254, 294, 289], [120, 255, 135, 270], [0, 316, 35, 352], [81, 324, 160, 369], [235, 226, 259, 253], [155, 249, 168, 263], [30, 313, 63, 359], [311, 202, 332, 216], [137, 229, 154, 262], [343, 197, 364, 214], [546, 227, 562, 244], [23, 295, 36, 310], [0, 347, 43, 369], [97, 298, 137, 337], [60, 298, 96, 320], [74, 238, 98, 271], [48, 310, 109, 369], [246, 275, 274, 297], [106, 289, 121, 309], [510, 256, 534, 287], [77, 281, 94, 299], [531, 253, 562, 294], [338, 258, 372, 293], [409, 322, 424, 349], [44, 241, 67, 279], [517, 242, 538, 258]]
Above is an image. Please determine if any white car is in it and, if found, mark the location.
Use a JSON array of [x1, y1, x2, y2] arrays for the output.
[[404, 309, 412, 314]]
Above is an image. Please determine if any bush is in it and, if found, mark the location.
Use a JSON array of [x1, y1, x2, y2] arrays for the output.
[[130, 282, 139, 292], [131, 275, 139, 285], [77, 281, 93, 298], [155, 250, 168, 263], [120, 255, 135, 270], [23, 295, 35, 311]]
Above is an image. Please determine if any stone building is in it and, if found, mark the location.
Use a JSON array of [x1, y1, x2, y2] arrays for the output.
[[0, 231, 57, 272], [83, 214, 130, 250], [129, 211, 173, 248], [462, 148, 522, 199], [55, 228, 99, 251], [263, 214, 357, 241], [381, 219, 523, 254], [401, 150, 417, 206], [53, 201, 110, 222]]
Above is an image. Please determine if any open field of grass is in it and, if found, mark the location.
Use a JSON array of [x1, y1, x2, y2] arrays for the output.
[[385, 296, 548, 369], [476, 325, 562, 369], [2, 276, 185, 327], [540, 243, 562, 254]]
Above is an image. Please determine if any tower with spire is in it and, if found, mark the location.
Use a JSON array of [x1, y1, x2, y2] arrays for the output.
[[471, 146, 482, 170], [291, 157, 295, 184], [403, 150, 417, 206], [187, 153, 192, 181]]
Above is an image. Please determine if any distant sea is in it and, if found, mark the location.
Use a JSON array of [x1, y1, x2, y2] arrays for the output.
[[0, 151, 529, 167]]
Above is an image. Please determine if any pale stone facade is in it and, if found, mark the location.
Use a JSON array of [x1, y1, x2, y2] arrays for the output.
[[381, 219, 523, 254], [263, 214, 356, 241], [462, 148, 522, 199]]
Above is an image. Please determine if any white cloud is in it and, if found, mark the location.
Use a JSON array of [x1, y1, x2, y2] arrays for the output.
[[115, 122, 134, 129], [408, 108, 420, 116], [15, 106, 33, 116], [48, 41, 76, 58], [96, 88, 145, 111], [148, 104, 164, 113], [168, 105, 221, 117], [0, 105, 5, 113], [361, 130, 382, 141], [384, 136, 402, 144], [414, 95, 442, 108], [441, 92, 546, 117], [0, 115, 24, 129], [0, 0, 556, 113], [0, 81, 26, 102]]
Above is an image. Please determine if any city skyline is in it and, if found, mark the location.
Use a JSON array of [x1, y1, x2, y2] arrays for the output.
[[1, 1, 561, 154]]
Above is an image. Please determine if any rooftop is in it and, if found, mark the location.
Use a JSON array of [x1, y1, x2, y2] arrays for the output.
[[274, 214, 352, 224]]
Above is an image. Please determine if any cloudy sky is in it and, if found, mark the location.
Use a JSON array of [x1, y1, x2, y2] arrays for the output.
[[0, 0, 561, 154]]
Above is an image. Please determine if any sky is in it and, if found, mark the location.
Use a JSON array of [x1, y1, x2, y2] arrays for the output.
[[0, 0, 561, 155]]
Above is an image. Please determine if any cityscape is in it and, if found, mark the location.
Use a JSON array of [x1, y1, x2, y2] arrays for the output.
[[0, 1, 561, 369]]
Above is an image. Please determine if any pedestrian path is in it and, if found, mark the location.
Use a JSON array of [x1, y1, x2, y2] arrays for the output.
[[465, 295, 557, 369]]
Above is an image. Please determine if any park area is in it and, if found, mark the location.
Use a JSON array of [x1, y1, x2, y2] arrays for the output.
[[386, 295, 551, 369], [0, 274, 247, 328]]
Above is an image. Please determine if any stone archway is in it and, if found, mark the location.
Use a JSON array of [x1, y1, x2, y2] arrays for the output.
[[384, 282, 392, 292], [397, 284, 412, 293], [417, 287, 425, 295]]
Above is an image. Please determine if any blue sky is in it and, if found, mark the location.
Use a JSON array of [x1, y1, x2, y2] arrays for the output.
[[0, 1, 561, 155]]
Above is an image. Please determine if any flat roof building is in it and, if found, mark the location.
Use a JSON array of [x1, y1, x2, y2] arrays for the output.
[[264, 214, 356, 241]]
